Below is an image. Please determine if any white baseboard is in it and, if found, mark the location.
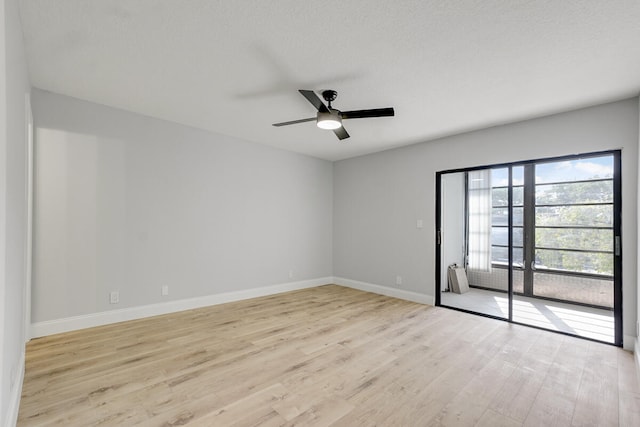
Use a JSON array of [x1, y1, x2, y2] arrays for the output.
[[623, 334, 636, 351], [31, 277, 333, 338], [635, 337, 640, 379], [5, 350, 25, 427], [333, 277, 434, 305]]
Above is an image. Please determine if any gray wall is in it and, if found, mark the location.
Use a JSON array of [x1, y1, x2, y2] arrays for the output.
[[334, 98, 639, 346], [32, 89, 333, 323], [1, 0, 30, 424]]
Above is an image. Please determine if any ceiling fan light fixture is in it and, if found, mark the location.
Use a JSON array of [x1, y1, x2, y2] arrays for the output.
[[316, 111, 342, 130]]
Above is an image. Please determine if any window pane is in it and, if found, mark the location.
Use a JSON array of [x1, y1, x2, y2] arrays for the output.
[[492, 207, 523, 226], [491, 226, 523, 246], [491, 168, 509, 186], [512, 187, 523, 206], [535, 249, 613, 276], [536, 180, 613, 205], [491, 166, 524, 186], [493, 187, 523, 207], [536, 227, 613, 252], [492, 187, 507, 207], [535, 205, 612, 227], [535, 156, 613, 184], [512, 166, 524, 185], [492, 246, 524, 265]]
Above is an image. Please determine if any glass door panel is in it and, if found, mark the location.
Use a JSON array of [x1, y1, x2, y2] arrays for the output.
[[439, 168, 510, 319], [511, 154, 616, 344]]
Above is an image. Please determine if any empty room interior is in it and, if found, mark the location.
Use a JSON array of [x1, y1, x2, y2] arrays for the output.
[[2, 1, 640, 426]]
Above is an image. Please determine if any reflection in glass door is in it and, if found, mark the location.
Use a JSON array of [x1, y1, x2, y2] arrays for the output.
[[436, 151, 621, 345]]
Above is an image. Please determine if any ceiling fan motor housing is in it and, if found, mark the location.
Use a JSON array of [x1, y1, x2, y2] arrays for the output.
[[321, 90, 338, 103]]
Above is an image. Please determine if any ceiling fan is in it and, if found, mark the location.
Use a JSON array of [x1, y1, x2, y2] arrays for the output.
[[272, 90, 395, 140]]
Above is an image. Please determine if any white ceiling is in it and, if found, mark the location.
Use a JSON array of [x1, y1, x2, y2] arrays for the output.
[[18, 0, 640, 161]]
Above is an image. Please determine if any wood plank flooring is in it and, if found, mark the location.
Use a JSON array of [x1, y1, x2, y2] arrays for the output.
[[18, 285, 640, 426]]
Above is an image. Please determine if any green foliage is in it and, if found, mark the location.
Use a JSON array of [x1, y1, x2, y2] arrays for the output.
[[534, 179, 613, 276]]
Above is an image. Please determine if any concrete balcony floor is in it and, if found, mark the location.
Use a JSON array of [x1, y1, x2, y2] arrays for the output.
[[441, 287, 614, 344]]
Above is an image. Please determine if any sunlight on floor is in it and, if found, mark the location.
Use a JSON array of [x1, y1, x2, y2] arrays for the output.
[[441, 288, 615, 343]]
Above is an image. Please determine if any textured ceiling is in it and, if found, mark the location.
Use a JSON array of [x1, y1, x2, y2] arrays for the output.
[[18, 0, 640, 161]]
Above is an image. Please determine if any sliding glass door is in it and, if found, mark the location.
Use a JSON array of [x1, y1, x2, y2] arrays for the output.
[[435, 151, 621, 345]]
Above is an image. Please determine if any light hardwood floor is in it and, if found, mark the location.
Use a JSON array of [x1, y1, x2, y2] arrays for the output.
[[18, 285, 640, 426]]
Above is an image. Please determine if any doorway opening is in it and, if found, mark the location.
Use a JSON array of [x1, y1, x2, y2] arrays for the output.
[[436, 151, 622, 345]]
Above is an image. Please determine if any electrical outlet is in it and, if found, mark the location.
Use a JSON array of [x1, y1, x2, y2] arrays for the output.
[[416, 219, 424, 229], [289, 270, 294, 279], [161, 285, 169, 296], [396, 276, 403, 286], [109, 291, 119, 304]]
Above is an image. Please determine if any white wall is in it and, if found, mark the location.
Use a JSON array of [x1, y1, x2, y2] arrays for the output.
[[440, 172, 465, 289], [1, 0, 30, 425], [0, 1, 6, 422], [637, 96, 640, 367], [334, 98, 639, 349], [32, 89, 333, 324]]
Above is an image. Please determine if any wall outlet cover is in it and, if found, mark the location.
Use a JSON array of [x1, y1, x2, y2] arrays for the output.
[[109, 291, 119, 304]]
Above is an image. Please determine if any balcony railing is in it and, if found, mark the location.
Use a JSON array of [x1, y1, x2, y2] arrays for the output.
[[467, 265, 613, 309]]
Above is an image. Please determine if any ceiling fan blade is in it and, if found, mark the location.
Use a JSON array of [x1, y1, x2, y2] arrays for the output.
[[333, 126, 350, 140], [272, 117, 316, 127], [341, 107, 395, 120], [299, 90, 329, 113]]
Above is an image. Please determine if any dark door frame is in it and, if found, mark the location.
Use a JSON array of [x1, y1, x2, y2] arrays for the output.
[[435, 150, 622, 346]]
